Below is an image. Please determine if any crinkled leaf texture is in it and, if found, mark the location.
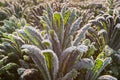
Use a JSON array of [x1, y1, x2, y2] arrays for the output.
[[98, 75, 117, 80], [21, 44, 59, 80], [86, 57, 112, 80]]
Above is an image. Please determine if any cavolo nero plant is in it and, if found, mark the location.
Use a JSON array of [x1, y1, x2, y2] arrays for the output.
[[87, 14, 120, 51], [107, 0, 120, 15], [87, 13, 120, 79], [0, 4, 117, 80]]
